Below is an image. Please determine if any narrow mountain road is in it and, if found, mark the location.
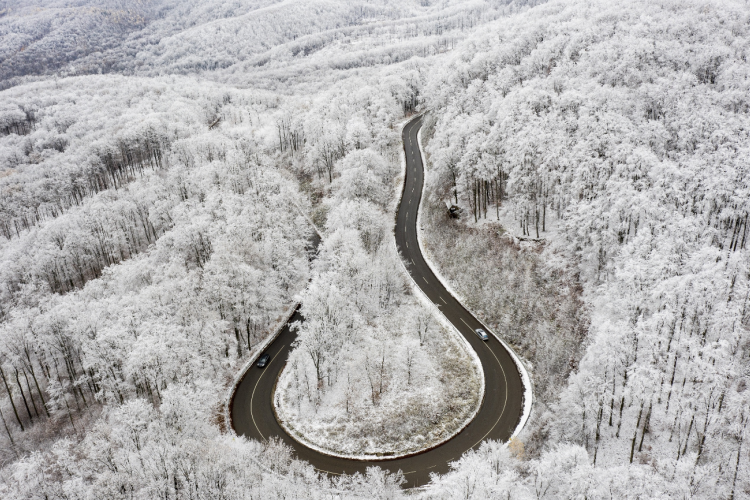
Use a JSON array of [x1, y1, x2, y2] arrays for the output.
[[230, 115, 527, 488]]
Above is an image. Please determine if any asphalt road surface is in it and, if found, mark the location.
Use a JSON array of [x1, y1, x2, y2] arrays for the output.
[[230, 114, 526, 488]]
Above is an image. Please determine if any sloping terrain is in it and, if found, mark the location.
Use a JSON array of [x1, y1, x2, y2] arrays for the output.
[[420, 0, 750, 497]]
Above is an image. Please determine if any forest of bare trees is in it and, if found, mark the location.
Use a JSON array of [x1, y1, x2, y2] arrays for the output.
[[422, 0, 750, 497], [1, 0, 748, 498]]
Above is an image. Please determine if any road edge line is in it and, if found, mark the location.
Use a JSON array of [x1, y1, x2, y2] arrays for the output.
[[415, 118, 534, 442], [269, 114, 485, 462], [225, 301, 300, 437], [390, 114, 486, 457]]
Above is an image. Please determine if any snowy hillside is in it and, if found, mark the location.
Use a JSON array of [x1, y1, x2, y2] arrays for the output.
[[1, 0, 748, 498], [421, 0, 750, 497], [0, 0, 544, 89]]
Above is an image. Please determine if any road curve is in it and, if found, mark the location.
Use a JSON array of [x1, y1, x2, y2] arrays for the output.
[[230, 115, 526, 488]]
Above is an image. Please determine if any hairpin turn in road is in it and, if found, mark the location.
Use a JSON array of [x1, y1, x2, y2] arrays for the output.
[[230, 114, 527, 488]]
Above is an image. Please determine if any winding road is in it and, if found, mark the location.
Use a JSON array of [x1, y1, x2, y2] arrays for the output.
[[230, 115, 526, 488]]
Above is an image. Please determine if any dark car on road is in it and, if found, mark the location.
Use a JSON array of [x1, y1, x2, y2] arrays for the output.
[[475, 328, 489, 341], [256, 353, 271, 368]]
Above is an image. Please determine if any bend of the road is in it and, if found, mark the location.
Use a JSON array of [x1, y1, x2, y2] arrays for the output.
[[230, 115, 526, 488]]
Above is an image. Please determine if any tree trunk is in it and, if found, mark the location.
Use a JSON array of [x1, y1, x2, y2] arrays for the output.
[[729, 415, 746, 500], [638, 401, 652, 452], [495, 179, 500, 219], [593, 402, 603, 465], [21, 369, 39, 418], [13, 370, 33, 421], [0, 366, 23, 431], [0, 406, 16, 455], [54, 359, 77, 431], [379, 349, 385, 396], [630, 400, 644, 463], [609, 371, 616, 427], [679, 414, 695, 460]]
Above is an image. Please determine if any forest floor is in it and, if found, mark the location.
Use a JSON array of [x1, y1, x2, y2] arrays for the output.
[[274, 318, 483, 459]]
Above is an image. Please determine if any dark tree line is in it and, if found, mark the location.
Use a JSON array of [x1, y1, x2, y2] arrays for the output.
[[0, 329, 96, 440], [276, 116, 305, 155], [0, 106, 37, 137], [0, 128, 169, 240], [36, 199, 164, 295]]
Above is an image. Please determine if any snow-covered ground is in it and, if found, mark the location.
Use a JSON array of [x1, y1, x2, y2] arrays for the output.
[[2, 0, 750, 497], [275, 317, 482, 458]]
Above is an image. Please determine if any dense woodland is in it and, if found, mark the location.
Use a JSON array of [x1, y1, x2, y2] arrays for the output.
[[422, 0, 750, 497], [0, 0, 748, 498], [0, 75, 316, 486]]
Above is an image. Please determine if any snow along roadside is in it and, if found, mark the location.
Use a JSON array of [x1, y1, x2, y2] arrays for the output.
[[416, 121, 533, 441], [225, 300, 300, 436], [269, 114, 485, 461], [385, 113, 485, 459]]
